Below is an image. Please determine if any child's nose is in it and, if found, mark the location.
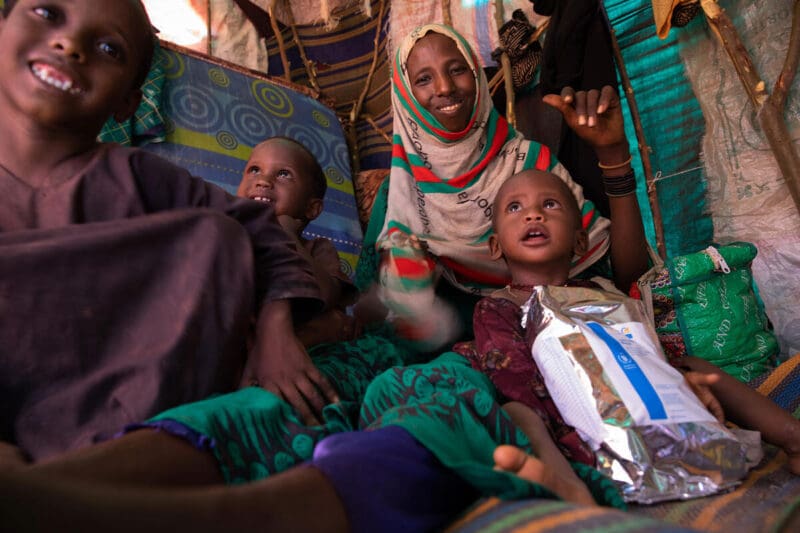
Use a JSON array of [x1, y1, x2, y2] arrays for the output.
[[51, 34, 86, 62], [525, 210, 544, 221]]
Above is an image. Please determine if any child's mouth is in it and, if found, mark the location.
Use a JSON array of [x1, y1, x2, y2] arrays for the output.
[[30, 63, 82, 95], [250, 196, 273, 203]]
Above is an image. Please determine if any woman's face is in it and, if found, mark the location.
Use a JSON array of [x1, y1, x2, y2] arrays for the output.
[[405, 32, 476, 132]]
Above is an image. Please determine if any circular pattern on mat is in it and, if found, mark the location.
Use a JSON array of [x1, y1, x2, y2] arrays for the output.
[[331, 141, 351, 176], [283, 124, 328, 168], [225, 102, 277, 146], [216, 130, 239, 151], [338, 257, 354, 278], [167, 85, 224, 131], [250, 80, 294, 118], [311, 109, 331, 128], [208, 67, 230, 88], [159, 49, 185, 79]]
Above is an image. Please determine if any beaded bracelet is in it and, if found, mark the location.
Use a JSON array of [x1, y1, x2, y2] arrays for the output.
[[597, 155, 632, 170], [603, 169, 637, 197]]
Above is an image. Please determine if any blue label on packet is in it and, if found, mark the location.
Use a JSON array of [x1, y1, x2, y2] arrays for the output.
[[586, 322, 667, 420]]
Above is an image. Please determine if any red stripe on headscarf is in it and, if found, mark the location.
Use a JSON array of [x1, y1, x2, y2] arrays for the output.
[[444, 117, 509, 189], [581, 208, 595, 230], [572, 238, 607, 267], [393, 257, 435, 278], [534, 144, 551, 170], [439, 256, 511, 286]]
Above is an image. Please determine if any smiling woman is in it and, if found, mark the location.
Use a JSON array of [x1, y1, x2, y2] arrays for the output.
[[366, 23, 611, 349]]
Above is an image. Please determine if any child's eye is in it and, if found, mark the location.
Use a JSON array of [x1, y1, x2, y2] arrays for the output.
[[246, 165, 261, 175], [276, 169, 293, 180], [98, 41, 122, 60], [33, 6, 59, 21], [543, 199, 561, 209], [506, 201, 521, 213]]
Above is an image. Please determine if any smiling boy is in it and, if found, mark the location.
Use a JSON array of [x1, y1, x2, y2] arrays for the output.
[[0, 0, 324, 460]]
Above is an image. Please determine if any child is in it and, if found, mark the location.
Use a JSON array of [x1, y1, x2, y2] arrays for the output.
[[464, 168, 800, 481], [0, 0, 327, 460], [236, 136, 359, 352]]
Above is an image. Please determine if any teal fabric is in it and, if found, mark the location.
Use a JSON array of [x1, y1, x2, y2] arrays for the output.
[[604, 1, 713, 258]]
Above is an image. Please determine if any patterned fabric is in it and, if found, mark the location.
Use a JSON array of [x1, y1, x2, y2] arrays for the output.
[[444, 353, 800, 533], [98, 42, 167, 147], [358, 351, 626, 508], [380, 24, 610, 296], [144, 327, 423, 483], [455, 287, 602, 467], [138, 42, 363, 276]]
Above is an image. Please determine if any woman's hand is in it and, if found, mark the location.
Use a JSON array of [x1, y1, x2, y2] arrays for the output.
[[240, 299, 340, 425]]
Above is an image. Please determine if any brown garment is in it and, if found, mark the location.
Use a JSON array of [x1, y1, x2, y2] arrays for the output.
[[0, 144, 321, 459]]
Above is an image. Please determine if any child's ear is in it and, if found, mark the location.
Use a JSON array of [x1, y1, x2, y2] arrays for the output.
[[574, 229, 588, 256], [304, 198, 324, 222], [112, 89, 143, 123], [488, 233, 504, 260]]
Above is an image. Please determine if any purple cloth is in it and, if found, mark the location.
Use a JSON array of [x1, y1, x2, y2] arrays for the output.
[[311, 426, 478, 533]]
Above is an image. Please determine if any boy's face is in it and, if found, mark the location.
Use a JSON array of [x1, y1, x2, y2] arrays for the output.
[[0, 0, 149, 132], [405, 32, 476, 132], [489, 171, 587, 275], [237, 139, 323, 223]]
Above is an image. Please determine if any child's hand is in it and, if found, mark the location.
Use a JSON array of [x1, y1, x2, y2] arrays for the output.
[[241, 300, 340, 425], [296, 309, 361, 348], [542, 85, 630, 165], [684, 370, 725, 423]]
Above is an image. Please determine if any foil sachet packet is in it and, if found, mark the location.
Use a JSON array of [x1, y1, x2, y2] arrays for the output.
[[522, 285, 756, 504]]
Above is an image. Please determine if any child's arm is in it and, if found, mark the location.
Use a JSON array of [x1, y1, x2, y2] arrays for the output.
[[543, 86, 649, 291], [241, 299, 339, 425]]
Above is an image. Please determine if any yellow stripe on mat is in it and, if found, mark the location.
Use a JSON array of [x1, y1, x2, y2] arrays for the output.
[[693, 451, 786, 531], [514, 506, 615, 533], [444, 498, 502, 531], [756, 353, 800, 397]]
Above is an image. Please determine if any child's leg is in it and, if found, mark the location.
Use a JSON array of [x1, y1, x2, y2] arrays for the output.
[[684, 356, 800, 474], [0, 441, 28, 472], [498, 402, 597, 506], [25, 429, 223, 486], [0, 463, 347, 533]]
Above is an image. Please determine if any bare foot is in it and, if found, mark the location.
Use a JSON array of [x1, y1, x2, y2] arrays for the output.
[[494, 445, 597, 506], [0, 441, 29, 472]]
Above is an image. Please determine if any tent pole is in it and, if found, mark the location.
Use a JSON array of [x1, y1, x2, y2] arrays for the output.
[[602, 5, 667, 260], [700, 0, 800, 217], [493, 0, 516, 127]]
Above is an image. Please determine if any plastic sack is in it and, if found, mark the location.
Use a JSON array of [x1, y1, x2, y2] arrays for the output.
[[523, 285, 751, 504], [638, 242, 779, 382]]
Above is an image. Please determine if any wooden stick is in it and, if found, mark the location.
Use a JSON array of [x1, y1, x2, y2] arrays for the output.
[[771, 0, 799, 114], [268, 0, 291, 82], [700, 0, 800, 215], [361, 113, 393, 145], [493, 0, 516, 126], [347, 0, 388, 175], [603, 6, 667, 260], [442, 0, 452, 27], [283, 1, 320, 92]]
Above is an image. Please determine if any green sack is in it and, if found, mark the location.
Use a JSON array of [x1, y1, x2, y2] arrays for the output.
[[639, 242, 779, 382]]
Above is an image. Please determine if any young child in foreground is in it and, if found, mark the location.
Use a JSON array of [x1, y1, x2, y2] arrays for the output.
[[235, 137, 360, 390], [464, 170, 800, 489], [0, 0, 327, 460]]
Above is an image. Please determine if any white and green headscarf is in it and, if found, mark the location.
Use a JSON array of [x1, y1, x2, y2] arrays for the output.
[[379, 23, 610, 294]]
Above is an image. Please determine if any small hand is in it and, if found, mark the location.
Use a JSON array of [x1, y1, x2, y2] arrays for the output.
[[240, 333, 339, 425], [542, 85, 628, 161], [684, 370, 725, 423]]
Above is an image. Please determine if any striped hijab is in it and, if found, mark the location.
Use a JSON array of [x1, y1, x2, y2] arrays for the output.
[[379, 24, 610, 294]]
